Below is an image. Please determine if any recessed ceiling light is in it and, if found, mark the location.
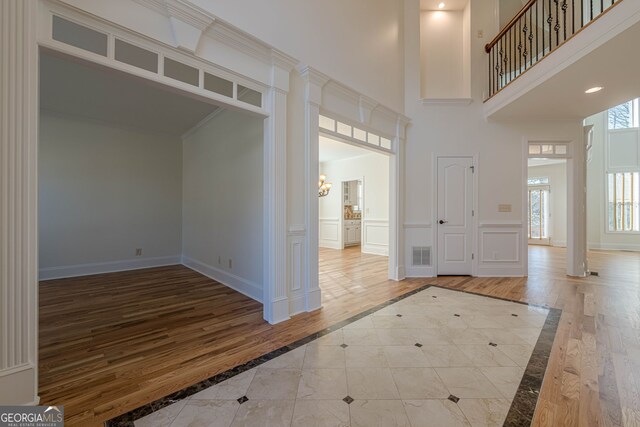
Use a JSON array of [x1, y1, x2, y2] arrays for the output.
[[438, 2, 445, 8], [585, 86, 603, 94]]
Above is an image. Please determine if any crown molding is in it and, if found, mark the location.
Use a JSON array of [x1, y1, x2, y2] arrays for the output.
[[270, 49, 298, 71], [297, 65, 331, 88]]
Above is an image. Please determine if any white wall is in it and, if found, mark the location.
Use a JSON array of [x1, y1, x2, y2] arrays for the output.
[[420, 9, 469, 99], [190, 0, 405, 112], [528, 162, 568, 247], [585, 111, 640, 251], [319, 152, 390, 255], [38, 112, 183, 279], [404, 0, 584, 277], [182, 110, 264, 301]]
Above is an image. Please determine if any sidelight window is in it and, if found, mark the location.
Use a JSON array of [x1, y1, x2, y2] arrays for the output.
[[607, 172, 640, 232]]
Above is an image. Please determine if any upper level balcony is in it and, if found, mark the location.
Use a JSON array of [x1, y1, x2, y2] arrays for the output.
[[484, 0, 640, 121]]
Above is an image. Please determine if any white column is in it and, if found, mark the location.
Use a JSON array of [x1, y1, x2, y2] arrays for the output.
[[0, 0, 39, 405], [263, 52, 296, 324], [300, 66, 329, 312], [389, 116, 409, 280], [567, 128, 589, 276]]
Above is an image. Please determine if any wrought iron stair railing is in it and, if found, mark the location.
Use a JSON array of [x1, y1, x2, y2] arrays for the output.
[[485, 0, 623, 99]]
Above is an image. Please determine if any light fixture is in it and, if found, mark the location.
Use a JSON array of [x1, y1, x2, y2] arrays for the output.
[[438, 2, 445, 8], [585, 86, 603, 94], [318, 174, 332, 198]]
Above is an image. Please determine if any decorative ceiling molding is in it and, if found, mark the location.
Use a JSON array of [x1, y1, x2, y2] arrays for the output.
[[270, 49, 298, 72], [358, 95, 379, 124], [298, 65, 331, 87], [164, 0, 214, 30], [132, 0, 293, 67], [205, 21, 271, 63]]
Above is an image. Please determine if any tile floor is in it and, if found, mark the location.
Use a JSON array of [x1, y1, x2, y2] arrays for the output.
[[134, 287, 549, 427]]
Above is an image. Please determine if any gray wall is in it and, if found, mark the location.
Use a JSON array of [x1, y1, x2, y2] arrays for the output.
[[38, 112, 183, 276], [182, 110, 264, 300]]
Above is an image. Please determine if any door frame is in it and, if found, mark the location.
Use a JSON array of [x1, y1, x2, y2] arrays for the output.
[[301, 68, 409, 313], [432, 154, 479, 276], [522, 138, 587, 277], [526, 183, 552, 246]]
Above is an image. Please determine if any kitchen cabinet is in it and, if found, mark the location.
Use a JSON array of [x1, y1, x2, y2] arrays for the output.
[[344, 220, 361, 246]]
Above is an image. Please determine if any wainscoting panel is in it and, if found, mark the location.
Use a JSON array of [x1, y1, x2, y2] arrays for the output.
[[288, 225, 307, 316], [478, 222, 525, 277], [362, 219, 389, 256], [319, 218, 341, 249]]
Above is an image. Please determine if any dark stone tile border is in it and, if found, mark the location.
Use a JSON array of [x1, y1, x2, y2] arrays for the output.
[[105, 284, 561, 427], [503, 306, 562, 426]]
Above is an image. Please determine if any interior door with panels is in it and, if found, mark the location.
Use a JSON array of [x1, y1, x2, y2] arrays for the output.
[[437, 157, 474, 275]]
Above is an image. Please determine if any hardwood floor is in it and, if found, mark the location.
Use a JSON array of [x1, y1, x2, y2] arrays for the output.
[[39, 246, 640, 426]]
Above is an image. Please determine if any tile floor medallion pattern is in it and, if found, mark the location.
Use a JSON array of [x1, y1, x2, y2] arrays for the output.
[[107, 286, 560, 427]]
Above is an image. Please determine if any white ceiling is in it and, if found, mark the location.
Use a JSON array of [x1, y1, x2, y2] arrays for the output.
[[420, 0, 468, 11], [40, 52, 220, 136], [490, 20, 640, 121], [528, 158, 567, 167], [319, 135, 374, 163]]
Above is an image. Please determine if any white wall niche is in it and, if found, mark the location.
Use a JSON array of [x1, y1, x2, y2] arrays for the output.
[[419, 1, 472, 101]]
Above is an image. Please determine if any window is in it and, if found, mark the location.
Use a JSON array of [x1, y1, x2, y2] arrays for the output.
[[608, 99, 639, 129], [528, 181, 550, 244], [527, 177, 549, 185], [607, 172, 640, 232]]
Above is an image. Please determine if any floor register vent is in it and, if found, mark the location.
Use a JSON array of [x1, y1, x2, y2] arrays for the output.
[[412, 246, 432, 266]]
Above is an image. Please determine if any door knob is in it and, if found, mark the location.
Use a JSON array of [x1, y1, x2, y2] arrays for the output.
[[439, 220, 448, 224]]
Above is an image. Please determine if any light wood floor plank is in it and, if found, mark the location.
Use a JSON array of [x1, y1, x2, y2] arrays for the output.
[[38, 245, 639, 426]]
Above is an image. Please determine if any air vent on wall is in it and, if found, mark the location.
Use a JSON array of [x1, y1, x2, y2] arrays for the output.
[[412, 246, 432, 266]]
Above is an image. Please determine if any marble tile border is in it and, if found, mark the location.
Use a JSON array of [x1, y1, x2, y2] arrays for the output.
[[104, 283, 561, 427], [503, 305, 561, 426]]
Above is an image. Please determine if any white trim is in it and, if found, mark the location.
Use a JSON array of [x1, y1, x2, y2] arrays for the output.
[[588, 242, 640, 251], [182, 256, 262, 302], [524, 137, 587, 277], [421, 98, 473, 106], [362, 219, 390, 256], [39, 256, 181, 280]]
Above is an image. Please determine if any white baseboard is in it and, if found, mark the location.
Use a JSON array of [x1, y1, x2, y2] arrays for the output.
[[39, 255, 182, 280], [319, 240, 342, 250], [289, 293, 306, 316], [476, 266, 525, 277], [306, 288, 322, 311], [362, 244, 389, 256], [588, 242, 640, 252], [0, 364, 37, 405], [182, 256, 262, 303], [405, 265, 435, 278], [551, 240, 567, 248]]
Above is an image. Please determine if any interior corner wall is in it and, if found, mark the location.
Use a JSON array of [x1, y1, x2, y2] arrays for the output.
[[585, 111, 640, 251], [38, 112, 183, 279], [181, 110, 264, 302], [404, 0, 584, 277], [319, 152, 390, 255], [528, 162, 568, 247]]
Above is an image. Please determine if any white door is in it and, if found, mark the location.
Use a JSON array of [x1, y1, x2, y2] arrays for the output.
[[437, 157, 474, 275]]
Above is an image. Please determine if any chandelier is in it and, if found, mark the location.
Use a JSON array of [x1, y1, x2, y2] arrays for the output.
[[318, 174, 332, 198]]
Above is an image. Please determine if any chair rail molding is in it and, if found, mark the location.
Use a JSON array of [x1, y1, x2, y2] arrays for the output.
[[0, 0, 39, 405]]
